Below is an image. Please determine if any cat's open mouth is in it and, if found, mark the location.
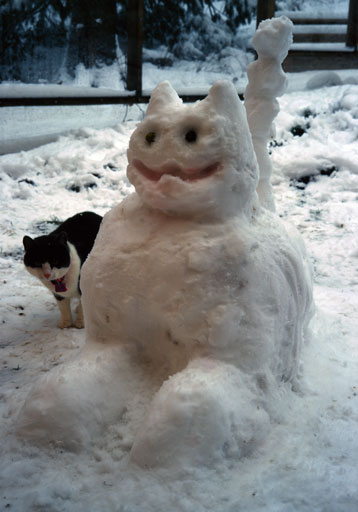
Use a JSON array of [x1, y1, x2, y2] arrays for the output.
[[51, 276, 67, 293], [133, 159, 220, 182]]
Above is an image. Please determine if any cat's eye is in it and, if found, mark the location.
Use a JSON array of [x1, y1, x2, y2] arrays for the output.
[[185, 130, 197, 143], [145, 132, 156, 145]]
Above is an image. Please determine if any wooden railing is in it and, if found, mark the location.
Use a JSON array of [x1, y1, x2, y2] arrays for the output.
[[256, 0, 275, 27]]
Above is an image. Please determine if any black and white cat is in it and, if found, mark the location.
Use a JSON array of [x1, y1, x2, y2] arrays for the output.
[[23, 211, 102, 328]]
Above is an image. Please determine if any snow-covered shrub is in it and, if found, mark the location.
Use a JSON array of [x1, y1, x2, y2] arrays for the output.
[[171, 1, 256, 60], [0, 0, 257, 83], [196, 47, 253, 79], [172, 12, 233, 59], [276, 0, 302, 11]]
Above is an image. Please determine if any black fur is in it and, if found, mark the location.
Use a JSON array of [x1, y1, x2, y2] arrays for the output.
[[23, 212, 102, 266], [23, 212, 102, 269], [23, 231, 70, 270], [51, 211, 103, 265], [23, 211, 102, 297]]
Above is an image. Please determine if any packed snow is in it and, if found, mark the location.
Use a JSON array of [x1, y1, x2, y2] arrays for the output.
[[245, 15, 293, 210], [1, 15, 358, 512]]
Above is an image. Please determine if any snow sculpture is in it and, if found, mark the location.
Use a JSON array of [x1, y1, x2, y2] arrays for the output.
[[245, 16, 293, 211], [16, 18, 313, 468]]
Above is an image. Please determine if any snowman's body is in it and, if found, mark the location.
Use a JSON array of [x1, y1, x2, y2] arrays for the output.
[[17, 19, 313, 467], [78, 79, 312, 466], [83, 193, 310, 384]]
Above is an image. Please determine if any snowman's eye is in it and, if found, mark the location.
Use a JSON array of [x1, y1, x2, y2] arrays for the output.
[[145, 132, 156, 145], [185, 129, 197, 143]]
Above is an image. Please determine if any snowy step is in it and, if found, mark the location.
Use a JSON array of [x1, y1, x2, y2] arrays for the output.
[[277, 11, 349, 47], [283, 8, 355, 72], [293, 32, 346, 43], [284, 46, 358, 72], [293, 24, 347, 33], [277, 11, 347, 25], [287, 16, 347, 25], [293, 24, 347, 43], [290, 42, 354, 52]]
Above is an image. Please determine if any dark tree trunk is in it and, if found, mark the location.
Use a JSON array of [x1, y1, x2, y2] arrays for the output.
[[67, 0, 118, 75], [127, 0, 143, 92], [256, 0, 275, 27], [346, 0, 358, 49]]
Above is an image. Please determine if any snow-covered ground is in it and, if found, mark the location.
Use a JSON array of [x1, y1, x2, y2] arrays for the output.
[[0, 1, 357, 506], [0, 70, 358, 510]]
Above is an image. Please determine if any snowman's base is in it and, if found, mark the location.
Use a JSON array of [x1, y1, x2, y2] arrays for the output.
[[130, 358, 270, 468], [17, 351, 271, 468], [16, 344, 131, 451]]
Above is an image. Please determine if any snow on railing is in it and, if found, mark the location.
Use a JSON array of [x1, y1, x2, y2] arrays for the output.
[[0, 83, 245, 108]]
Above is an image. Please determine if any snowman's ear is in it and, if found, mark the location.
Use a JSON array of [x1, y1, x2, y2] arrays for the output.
[[146, 81, 183, 116], [205, 80, 244, 121]]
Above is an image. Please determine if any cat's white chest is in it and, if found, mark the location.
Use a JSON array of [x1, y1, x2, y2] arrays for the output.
[[38, 243, 81, 298]]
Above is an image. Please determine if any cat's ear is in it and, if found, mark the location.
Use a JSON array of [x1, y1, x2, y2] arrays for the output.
[[146, 81, 182, 116], [23, 236, 33, 251], [205, 80, 244, 122], [56, 231, 68, 245]]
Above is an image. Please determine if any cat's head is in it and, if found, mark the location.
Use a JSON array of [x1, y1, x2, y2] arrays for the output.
[[23, 231, 70, 282], [127, 80, 259, 219]]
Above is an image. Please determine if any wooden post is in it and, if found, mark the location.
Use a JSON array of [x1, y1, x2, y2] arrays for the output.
[[256, 0, 275, 28], [127, 0, 143, 93], [346, 0, 358, 49]]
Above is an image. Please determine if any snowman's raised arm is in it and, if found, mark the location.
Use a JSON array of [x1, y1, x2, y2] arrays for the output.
[[244, 16, 293, 211]]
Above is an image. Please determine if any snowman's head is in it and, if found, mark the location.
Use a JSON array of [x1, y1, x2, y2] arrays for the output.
[[127, 80, 259, 219]]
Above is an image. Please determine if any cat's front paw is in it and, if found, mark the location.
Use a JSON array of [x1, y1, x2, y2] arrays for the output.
[[74, 317, 84, 329], [74, 302, 84, 329], [58, 317, 73, 329]]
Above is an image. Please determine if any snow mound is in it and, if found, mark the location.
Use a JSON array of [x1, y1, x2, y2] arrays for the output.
[[306, 71, 358, 91], [306, 71, 343, 90], [340, 87, 358, 112]]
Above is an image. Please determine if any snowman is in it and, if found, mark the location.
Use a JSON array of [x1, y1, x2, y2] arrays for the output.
[[17, 17, 313, 468]]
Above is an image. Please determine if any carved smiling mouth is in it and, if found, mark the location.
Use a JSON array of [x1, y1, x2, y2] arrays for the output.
[[133, 159, 220, 182]]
